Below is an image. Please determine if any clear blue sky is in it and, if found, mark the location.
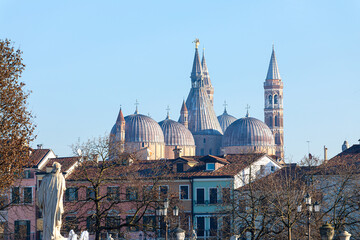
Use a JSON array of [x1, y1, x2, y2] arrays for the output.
[[1, 0, 359, 162]]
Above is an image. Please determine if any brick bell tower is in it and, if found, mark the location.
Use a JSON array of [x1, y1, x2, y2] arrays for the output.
[[264, 46, 284, 159]]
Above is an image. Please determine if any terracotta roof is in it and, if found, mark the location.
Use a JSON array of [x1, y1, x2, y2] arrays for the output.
[[67, 154, 273, 181], [45, 156, 80, 172], [30, 149, 51, 166]]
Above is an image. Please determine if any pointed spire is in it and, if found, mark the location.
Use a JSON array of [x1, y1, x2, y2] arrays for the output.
[[116, 107, 125, 122], [190, 39, 203, 84], [181, 100, 188, 112], [266, 46, 281, 80], [201, 48, 208, 74]]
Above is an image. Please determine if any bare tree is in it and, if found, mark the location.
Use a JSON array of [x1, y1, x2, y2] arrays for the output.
[[64, 135, 177, 240]]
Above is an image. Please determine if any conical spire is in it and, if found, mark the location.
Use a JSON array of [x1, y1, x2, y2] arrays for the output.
[[201, 48, 214, 105], [181, 100, 188, 112], [201, 49, 208, 75], [266, 46, 281, 80], [190, 39, 203, 86], [116, 107, 125, 122]]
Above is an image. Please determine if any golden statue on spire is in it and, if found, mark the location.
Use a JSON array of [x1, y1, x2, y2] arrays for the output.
[[193, 38, 200, 49]]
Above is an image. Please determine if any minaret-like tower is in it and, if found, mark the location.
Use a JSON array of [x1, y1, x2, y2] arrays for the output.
[[110, 107, 126, 153], [202, 49, 214, 105], [264, 46, 284, 159], [179, 100, 188, 128]]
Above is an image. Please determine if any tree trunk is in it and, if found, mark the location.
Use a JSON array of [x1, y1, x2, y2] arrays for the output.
[[288, 227, 292, 240]]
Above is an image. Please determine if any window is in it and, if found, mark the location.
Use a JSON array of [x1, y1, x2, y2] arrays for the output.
[[203, 138, 206, 143], [159, 186, 168, 199], [23, 187, 32, 204], [222, 216, 231, 238], [64, 216, 78, 233], [65, 188, 78, 202], [177, 163, 184, 172], [268, 116, 273, 127], [210, 217, 218, 236], [14, 220, 30, 240], [180, 185, 189, 200], [268, 95, 272, 105], [209, 188, 218, 204], [271, 166, 275, 172], [107, 187, 120, 201], [275, 116, 279, 127], [274, 95, 278, 104], [87, 187, 95, 200], [275, 133, 281, 145], [126, 187, 138, 200], [222, 188, 231, 204], [23, 170, 32, 179], [209, 148, 212, 155], [126, 216, 139, 232], [106, 216, 121, 229], [143, 216, 156, 230], [196, 188, 205, 204], [206, 163, 215, 171], [86, 216, 96, 233], [197, 217, 205, 237], [11, 187, 20, 204]]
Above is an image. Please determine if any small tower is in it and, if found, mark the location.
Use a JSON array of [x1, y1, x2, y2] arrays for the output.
[[342, 140, 349, 151], [110, 107, 126, 155], [202, 49, 214, 105], [179, 100, 188, 128], [264, 46, 284, 159]]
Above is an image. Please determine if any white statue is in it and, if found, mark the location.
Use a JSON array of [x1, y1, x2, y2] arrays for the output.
[[106, 234, 114, 240], [68, 230, 78, 240], [79, 231, 89, 240], [37, 162, 66, 240]]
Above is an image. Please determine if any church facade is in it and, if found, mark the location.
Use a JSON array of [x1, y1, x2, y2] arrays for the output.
[[110, 39, 284, 161]]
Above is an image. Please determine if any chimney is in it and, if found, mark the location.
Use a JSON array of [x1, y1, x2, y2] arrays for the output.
[[173, 146, 183, 159], [324, 146, 328, 162], [37, 144, 43, 149]]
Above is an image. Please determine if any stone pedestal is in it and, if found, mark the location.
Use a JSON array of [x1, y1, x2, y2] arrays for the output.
[[319, 223, 334, 240], [338, 231, 351, 240], [173, 227, 185, 240]]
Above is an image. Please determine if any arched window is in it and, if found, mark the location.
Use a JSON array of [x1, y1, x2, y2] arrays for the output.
[[274, 95, 278, 104], [275, 133, 280, 145], [269, 116, 273, 127], [275, 116, 279, 127], [203, 138, 206, 143], [268, 95, 272, 105]]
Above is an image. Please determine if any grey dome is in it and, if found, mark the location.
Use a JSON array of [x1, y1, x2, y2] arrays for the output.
[[223, 117, 274, 147], [217, 110, 237, 133], [159, 118, 195, 146], [118, 114, 164, 143]]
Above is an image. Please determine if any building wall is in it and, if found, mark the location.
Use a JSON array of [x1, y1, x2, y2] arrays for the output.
[[164, 145, 196, 159], [125, 142, 165, 160], [222, 145, 276, 156], [194, 134, 222, 156]]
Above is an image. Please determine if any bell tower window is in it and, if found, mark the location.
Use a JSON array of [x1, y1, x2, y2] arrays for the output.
[[275, 116, 279, 127], [274, 95, 278, 104], [268, 95, 272, 105]]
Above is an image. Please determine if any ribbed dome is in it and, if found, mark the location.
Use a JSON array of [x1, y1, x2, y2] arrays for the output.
[[223, 117, 274, 147], [118, 114, 164, 143], [217, 110, 237, 133], [158, 118, 195, 146]]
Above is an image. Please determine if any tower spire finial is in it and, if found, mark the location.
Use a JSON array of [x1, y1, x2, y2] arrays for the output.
[[166, 105, 170, 119], [223, 100, 228, 114], [134, 99, 139, 114], [245, 104, 250, 117], [193, 38, 200, 49]]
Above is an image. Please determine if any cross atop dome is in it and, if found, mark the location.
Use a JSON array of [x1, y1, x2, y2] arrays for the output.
[[245, 104, 250, 117], [134, 99, 139, 114]]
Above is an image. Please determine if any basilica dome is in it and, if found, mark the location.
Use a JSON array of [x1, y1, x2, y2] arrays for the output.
[[223, 117, 274, 147], [123, 114, 165, 143], [158, 118, 195, 146], [217, 109, 237, 133]]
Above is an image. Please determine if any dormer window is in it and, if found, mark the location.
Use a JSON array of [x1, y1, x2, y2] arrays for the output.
[[206, 163, 215, 171], [177, 163, 184, 173]]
